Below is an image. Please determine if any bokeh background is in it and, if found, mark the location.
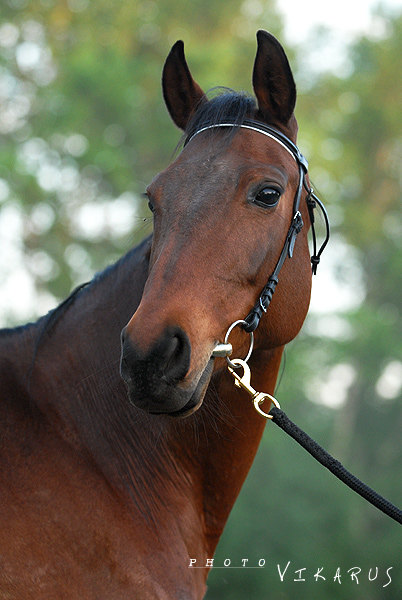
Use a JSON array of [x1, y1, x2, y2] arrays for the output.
[[0, 1, 401, 598]]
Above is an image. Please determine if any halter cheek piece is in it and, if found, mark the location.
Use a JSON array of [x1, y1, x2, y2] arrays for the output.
[[185, 119, 330, 333]]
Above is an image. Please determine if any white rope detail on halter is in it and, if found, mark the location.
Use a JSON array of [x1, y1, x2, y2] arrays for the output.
[[186, 123, 298, 163]]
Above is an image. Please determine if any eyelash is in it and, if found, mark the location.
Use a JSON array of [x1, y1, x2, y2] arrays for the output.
[[143, 192, 155, 214]]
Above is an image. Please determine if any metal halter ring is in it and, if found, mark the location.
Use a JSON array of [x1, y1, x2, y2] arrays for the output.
[[224, 319, 254, 369]]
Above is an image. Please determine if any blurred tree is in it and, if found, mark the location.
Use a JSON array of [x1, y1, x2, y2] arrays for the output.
[[0, 0, 282, 322]]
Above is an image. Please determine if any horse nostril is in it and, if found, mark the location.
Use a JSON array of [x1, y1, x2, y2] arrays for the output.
[[161, 327, 191, 384], [120, 325, 191, 388]]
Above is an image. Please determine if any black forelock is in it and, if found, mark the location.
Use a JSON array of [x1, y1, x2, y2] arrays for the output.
[[184, 88, 257, 142]]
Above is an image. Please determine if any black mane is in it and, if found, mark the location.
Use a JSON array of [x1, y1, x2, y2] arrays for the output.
[[184, 88, 257, 142]]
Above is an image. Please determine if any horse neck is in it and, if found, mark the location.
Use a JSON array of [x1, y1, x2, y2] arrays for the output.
[[10, 239, 175, 508], [1, 234, 283, 559], [0, 325, 39, 421], [186, 345, 284, 556], [18, 239, 207, 534]]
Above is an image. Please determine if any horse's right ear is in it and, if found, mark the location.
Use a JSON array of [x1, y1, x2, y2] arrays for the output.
[[162, 41, 206, 130]]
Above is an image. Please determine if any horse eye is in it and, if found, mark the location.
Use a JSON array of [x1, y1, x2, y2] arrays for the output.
[[254, 187, 281, 208]]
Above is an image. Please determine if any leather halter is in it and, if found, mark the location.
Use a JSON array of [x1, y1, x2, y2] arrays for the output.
[[185, 119, 330, 333], [186, 123, 402, 526]]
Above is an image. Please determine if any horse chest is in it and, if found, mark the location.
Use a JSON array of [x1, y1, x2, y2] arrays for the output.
[[0, 427, 206, 599]]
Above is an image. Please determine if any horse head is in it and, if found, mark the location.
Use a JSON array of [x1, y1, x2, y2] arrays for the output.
[[120, 31, 314, 417]]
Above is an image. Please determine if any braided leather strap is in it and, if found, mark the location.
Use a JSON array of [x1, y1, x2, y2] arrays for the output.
[[243, 210, 304, 333]]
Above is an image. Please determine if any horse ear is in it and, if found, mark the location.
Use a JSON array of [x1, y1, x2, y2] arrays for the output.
[[252, 30, 296, 126], [162, 41, 206, 130]]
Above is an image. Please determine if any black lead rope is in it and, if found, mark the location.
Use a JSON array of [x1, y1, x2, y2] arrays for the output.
[[269, 406, 402, 525]]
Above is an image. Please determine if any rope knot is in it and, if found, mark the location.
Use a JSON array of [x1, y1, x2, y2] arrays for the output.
[[311, 255, 320, 274]]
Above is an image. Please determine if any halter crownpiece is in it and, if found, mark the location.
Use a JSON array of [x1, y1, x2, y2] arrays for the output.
[[186, 119, 330, 333], [186, 120, 309, 171]]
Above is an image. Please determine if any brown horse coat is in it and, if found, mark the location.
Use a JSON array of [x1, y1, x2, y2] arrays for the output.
[[1, 32, 313, 599]]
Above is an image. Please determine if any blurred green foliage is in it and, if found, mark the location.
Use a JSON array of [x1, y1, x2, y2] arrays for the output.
[[0, 1, 400, 598], [0, 0, 283, 314]]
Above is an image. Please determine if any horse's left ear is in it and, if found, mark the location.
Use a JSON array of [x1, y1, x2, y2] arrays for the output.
[[252, 30, 296, 126], [162, 40, 206, 130]]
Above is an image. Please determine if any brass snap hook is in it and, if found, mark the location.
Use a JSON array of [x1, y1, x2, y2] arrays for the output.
[[227, 358, 280, 419]]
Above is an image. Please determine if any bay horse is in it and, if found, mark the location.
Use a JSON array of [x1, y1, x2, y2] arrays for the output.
[[1, 31, 321, 598]]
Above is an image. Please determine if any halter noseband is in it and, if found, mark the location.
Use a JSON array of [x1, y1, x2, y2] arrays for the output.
[[186, 119, 330, 333]]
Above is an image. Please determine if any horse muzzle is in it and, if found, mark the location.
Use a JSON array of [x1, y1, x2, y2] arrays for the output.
[[119, 325, 213, 417]]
